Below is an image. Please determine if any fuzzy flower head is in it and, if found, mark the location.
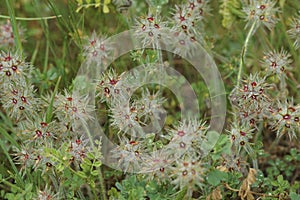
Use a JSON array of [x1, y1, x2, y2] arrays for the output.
[[96, 69, 129, 103], [17, 117, 58, 146], [261, 48, 292, 78], [141, 150, 172, 182], [268, 99, 300, 139], [287, 17, 300, 49], [83, 32, 113, 66], [0, 51, 30, 85], [219, 154, 246, 172], [133, 12, 168, 48], [132, 89, 166, 126], [111, 136, 144, 173], [230, 73, 271, 123], [1, 81, 38, 120], [166, 119, 209, 159], [171, 0, 210, 35], [110, 101, 144, 137], [242, 0, 279, 31], [0, 20, 25, 48], [228, 123, 255, 156], [34, 185, 59, 200], [54, 90, 94, 126], [172, 31, 198, 58], [13, 145, 35, 171], [171, 158, 206, 197], [69, 136, 90, 161]]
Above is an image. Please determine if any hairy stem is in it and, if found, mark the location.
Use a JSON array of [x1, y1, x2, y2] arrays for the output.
[[237, 21, 257, 87]]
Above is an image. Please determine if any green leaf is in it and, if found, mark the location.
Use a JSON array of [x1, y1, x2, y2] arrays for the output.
[[115, 182, 123, 191], [145, 181, 157, 193], [91, 170, 100, 176], [175, 186, 187, 200], [207, 169, 228, 186], [290, 192, 300, 200], [94, 160, 102, 167], [0, 126, 20, 149], [46, 76, 61, 123], [87, 152, 95, 160], [77, 171, 87, 179], [277, 175, 284, 183]]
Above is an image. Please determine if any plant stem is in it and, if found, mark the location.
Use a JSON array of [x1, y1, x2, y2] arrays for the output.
[[0, 14, 62, 21], [82, 122, 107, 200], [237, 20, 257, 87]]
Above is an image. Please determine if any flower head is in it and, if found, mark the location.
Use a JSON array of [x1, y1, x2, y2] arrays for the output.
[[96, 69, 129, 104], [111, 136, 145, 173], [230, 73, 271, 126], [268, 99, 300, 139], [228, 123, 255, 155], [171, 1, 210, 34], [261, 48, 292, 78], [141, 150, 172, 182], [133, 12, 169, 48], [0, 51, 31, 85], [287, 17, 300, 49], [0, 20, 25, 48], [171, 157, 206, 197], [1, 81, 39, 120], [83, 32, 113, 66], [54, 90, 94, 126], [166, 119, 209, 159], [242, 0, 279, 31], [172, 31, 198, 58]]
